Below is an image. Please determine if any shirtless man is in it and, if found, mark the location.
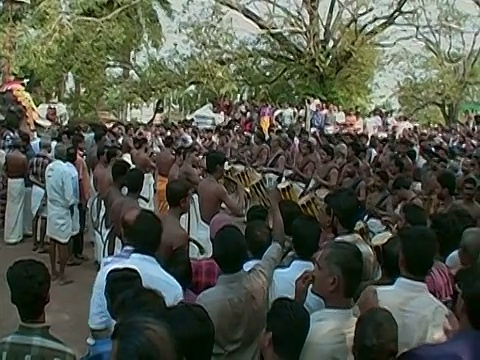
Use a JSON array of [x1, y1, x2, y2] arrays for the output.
[[168, 150, 182, 182], [157, 179, 191, 262], [104, 159, 132, 255], [132, 137, 155, 173], [178, 146, 201, 190], [156, 136, 176, 214], [108, 167, 142, 248], [454, 177, 480, 224], [92, 146, 121, 199], [251, 131, 270, 168], [4, 139, 29, 244], [290, 140, 316, 185], [197, 150, 244, 224]]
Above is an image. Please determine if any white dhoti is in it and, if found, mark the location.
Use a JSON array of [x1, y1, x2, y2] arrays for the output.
[[71, 203, 80, 237], [46, 202, 72, 244], [23, 187, 33, 236], [180, 194, 212, 259], [139, 173, 155, 211], [31, 184, 47, 217], [90, 194, 107, 264], [4, 178, 26, 244]]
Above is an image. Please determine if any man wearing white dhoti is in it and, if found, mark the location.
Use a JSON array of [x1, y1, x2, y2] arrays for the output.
[[4, 139, 28, 244], [20, 131, 36, 238], [65, 145, 81, 266], [45, 143, 76, 285], [28, 140, 52, 252]]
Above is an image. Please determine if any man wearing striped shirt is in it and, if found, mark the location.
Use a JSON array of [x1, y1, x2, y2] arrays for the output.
[[0, 259, 76, 360]]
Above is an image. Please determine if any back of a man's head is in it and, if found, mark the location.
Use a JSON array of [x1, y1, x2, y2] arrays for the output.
[[6, 259, 51, 322], [166, 179, 191, 208], [213, 225, 248, 274], [122, 209, 163, 253], [105, 267, 143, 319], [353, 307, 398, 360], [278, 200, 302, 236], [205, 151, 226, 174], [111, 159, 131, 184], [124, 168, 145, 194], [292, 215, 321, 260], [163, 303, 215, 360], [245, 220, 272, 260], [265, 298, 310, 360], [114, 286, 167, 321], [246, 205, 269, 222], [398, 226, 437, 279]]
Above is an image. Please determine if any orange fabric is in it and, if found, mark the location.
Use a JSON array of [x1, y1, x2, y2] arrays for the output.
[[156, 175, 169, 214]]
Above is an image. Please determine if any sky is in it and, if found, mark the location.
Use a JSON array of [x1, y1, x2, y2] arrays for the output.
[[156, 0, 478, 106]]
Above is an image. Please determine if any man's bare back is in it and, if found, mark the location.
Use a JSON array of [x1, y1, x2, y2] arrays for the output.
[[5, 150, 28, 178], [93, 163, 111, 198], [178, 164, 200, 189], [158, 214, 189, 261], [197, 177, 224, 224], [156, 150, 175, 177]]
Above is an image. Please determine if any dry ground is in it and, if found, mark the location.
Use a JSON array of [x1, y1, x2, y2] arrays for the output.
[[0, 239, 97, 356]]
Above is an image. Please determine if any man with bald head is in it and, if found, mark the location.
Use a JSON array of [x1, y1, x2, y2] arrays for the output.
[[45, 142, 77, 285]]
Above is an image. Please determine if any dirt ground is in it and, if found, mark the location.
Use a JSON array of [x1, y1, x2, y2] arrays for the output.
[[0, 239, 97, 356]]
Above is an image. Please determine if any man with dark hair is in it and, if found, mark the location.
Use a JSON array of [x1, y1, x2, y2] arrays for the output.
[[436, 170, 457, 213], [353, 307, 398, 360], [244, 219, 272, 271], [45, 143, 77, 285], [375, 226, 451, 353], [104, 159, 133, 255], [158, 179, 192, 262], [455, 176, 480, 224], [278, 200, 302, 237], [0, 259, 76, 359], [162, 303, 215, 360], [197, 150, 244, 224], [399, 265, 480, 359], [260, 297, 310, 360], [270, 215, 320, 301], [88, 209, 183, 346], [301, 241, 363, 359], [325, 188, 380, 282], [400, 203, 428, 227], [197, 190, 287, 358], [246, 204, 269, 222]]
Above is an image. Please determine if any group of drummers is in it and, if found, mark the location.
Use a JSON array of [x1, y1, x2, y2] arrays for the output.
[[85, 121, 480, 264]]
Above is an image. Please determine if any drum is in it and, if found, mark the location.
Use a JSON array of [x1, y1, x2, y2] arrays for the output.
[[277, 181, 299, 202], [250, 177, 270, 208], [298, 193, 322, 221]]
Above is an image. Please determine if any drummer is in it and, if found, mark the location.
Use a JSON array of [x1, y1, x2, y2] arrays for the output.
[[289, 139, 317, 185], [197, 151, 245, 224]]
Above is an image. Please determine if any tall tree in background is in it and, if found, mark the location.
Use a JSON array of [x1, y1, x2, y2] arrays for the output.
[[396, 0, 480, 125], [212, 0, 413, 106]]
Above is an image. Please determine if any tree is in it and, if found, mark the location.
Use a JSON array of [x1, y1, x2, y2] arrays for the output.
[[210, 0, 413, 107], [5, 0, 173, 117], [396, 0, 480, 125]]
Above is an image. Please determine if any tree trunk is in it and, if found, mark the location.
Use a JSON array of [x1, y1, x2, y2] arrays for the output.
[[441, 102, 459, 126]]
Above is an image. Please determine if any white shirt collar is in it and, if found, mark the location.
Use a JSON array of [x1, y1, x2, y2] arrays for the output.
[[311, 308, 355, 322], [393, 277, 429, 293]]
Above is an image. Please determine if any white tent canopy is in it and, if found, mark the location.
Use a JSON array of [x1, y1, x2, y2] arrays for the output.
[[187, 104, 224, 129]]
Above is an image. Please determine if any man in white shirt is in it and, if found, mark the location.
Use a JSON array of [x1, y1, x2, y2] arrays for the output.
[[88, 209, 183, 340], [300, 241, 364, 359], [270, 215, 321, 302], [374, 226, 450, 354]]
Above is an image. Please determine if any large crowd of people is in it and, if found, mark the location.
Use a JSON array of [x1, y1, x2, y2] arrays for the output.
[[0, 98, 480, 360]]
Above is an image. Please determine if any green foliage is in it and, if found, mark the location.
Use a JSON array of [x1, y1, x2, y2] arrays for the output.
[[396, 0, 480, 125]]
